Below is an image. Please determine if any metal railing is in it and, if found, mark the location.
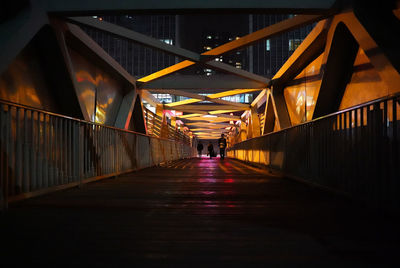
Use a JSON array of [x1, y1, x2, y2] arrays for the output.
[[228, 93, 400, 211], [0, 100, 196, 210], [144, 108, 162, 137], [144, 108, 191, 145]]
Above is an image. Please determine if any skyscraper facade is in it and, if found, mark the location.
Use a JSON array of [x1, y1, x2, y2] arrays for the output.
[[82, 15, 178, 78], [250, 14, 315, 77], [83, 14, 313, 82]]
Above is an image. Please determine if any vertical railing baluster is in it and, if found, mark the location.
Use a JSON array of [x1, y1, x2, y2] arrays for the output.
[[5, 105, 11, 208], [60, 118, 65, 184], [36, 112, 42, 190], [68, 120, 72, 182], [15, 108, 22, 195], [22, 109, 29, 192], [78, 122, 83, 184], [84, 124, 88, 178], [30, 111, 36, 191], [107, 128, 110, 174], [49, 116, 54, 187], [393, 98, 398, 208], [383, 100, 388, 206], [55, 116, 60, 185], [1, 105, 9, 209], [43, 114, 48, 189], [89, 125, 93, 177], [94, 124, 98, 176]]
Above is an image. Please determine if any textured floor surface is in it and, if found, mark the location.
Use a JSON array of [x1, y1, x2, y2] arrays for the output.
[[1, 158, 399, 267]]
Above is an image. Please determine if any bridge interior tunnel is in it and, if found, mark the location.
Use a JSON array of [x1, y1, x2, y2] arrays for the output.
[[1, 0, 400, 266]]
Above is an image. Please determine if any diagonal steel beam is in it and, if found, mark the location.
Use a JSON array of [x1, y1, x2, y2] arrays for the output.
[[152, 89, 249, 108], [140, 74, 266, 90], [138, 90, 161, 107], [138, 14, 324, 84], [171, 104, 248, 112], [45, 0, 338, 14], [164, 88, 260, 108], [68, 16, 201, 60], [67, 16, 269, 85]]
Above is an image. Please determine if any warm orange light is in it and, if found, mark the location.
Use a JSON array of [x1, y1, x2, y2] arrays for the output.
[[137, 61, 194, 83]]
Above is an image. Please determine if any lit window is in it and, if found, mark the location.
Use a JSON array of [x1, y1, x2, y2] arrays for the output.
[[215, 58, 219, 61], [289, 39, 302, 51], [160, 39, 173, 45], [206, 35, 212, 39], [266, 39, 270, 51]]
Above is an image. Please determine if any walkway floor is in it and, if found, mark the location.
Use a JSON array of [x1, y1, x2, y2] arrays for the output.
[[1, 158, 399, 267]]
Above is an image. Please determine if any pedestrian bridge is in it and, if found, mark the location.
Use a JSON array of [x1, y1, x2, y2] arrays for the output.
[[1, 95, 400, 267], [1, 0, 400, 266]]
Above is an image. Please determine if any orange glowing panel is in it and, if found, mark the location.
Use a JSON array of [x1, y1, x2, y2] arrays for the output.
[[165, 98, 202, 107], [137, 60, 195, 83], [208, 89, 261, 99], [284, 54, 323, 124], [177, 113, 203, 119], [339, 48, 389, 110]]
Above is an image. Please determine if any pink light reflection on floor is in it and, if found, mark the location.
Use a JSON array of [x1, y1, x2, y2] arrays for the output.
[[201, 191, 216, 195], [198, 178, 217, 183]]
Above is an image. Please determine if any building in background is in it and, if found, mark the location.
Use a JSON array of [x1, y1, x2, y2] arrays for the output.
[[82, 15, 178, 78], [250, 14, 315, 77], [83, 14, 313, 105]]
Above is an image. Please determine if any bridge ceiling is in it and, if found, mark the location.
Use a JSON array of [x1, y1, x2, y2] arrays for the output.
[[1, 0, 358, 140], [44, 0, 338, 15], [66, 12, 332, 139]]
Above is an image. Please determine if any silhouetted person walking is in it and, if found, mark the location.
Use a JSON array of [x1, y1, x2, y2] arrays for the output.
[[197, 142, 204, 157], [207, 142, 215, 158], [218, 134, 227, 160]]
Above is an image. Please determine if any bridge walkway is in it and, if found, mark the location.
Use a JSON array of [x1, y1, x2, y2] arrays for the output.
[[1, 158, 399, 267]]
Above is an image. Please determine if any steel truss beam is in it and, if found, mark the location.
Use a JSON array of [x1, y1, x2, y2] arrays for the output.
[[44, 0, 337, 14], [68, 16, 269, 85], [140, 74, 265, 90], [138, 14, 324, 84]]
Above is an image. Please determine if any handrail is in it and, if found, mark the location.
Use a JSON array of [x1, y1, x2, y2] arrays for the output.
[[143, 106, 192, 145], [227, 93, 400, 212], [234, 92, 400, 144], [0, 98, 149, 137], [0, 99, 196, 210], [0, 98, 191, 144]]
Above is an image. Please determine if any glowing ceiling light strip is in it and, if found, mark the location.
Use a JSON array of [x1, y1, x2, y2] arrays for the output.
[[138, 15, 322, 84], [178, 113, 203, 119]]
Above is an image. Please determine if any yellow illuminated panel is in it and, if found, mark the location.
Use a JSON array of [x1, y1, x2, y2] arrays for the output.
[[209, 109, 245, 114], [165, 89, 259, 108], [177, 113, 203, 119], [208, 89, 261, 99], [284, 54, 323, 124], [165, 98, 202, 107], [339, 48, 388, 110], [138, 60, 195, 83]]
